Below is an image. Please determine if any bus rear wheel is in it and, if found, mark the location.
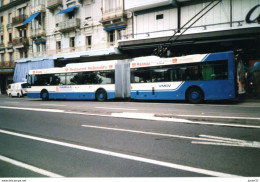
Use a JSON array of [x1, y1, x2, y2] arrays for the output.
[[186, 87, 204, 104], [96, 89, 107, 102], [41, 90, 49, 101]]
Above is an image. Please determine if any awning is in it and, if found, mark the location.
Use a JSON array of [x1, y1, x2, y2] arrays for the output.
[[22, 12, 40, 25], [34, 40, 46, 44], [57, 5, 78, 15], [104, 25, 126, 31]]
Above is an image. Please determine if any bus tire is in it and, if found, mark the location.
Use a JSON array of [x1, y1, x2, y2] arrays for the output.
[[96, 89, 107, 102], [186, 87, 204, 104], [41, 90, 49, 101]]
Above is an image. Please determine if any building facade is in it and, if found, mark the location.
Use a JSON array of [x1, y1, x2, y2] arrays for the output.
[[0, 0, 30, 94], [1, 0, 132, 92]]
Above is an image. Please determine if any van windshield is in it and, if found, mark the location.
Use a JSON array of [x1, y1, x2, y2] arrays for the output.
[[21, 83, 27, 88]]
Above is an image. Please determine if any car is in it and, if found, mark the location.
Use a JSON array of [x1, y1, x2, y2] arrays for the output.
[[6, 82, 28, 97]]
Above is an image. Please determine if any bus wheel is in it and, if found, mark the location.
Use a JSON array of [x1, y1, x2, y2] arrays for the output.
[[96, 89, 107, 101], [41, 90, 49, 101], [186, 87, 204, 104]]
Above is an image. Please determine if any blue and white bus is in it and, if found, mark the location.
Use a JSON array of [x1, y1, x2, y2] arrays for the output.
[[130, 51, 245, 103], [26, 51, 245, 103], [26, 60, 130, 101]]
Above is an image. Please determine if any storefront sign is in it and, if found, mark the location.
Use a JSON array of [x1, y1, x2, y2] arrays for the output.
[[246, 4, 260, 24]]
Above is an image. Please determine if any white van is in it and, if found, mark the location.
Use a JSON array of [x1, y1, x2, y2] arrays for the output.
[[6, 82, 28, 97]]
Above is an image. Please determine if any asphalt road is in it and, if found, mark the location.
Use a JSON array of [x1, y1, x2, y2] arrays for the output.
[[0, 95, 260, 178]]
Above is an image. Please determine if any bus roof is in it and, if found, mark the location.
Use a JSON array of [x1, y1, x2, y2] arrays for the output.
[[28, 60, 118, 75], [130, 54, 207, 68]]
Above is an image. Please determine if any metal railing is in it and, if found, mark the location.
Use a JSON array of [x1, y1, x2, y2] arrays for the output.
[[0, 61, 15, 68], [12, 37, 29, 47], [12, 14, 27, 25], [31, 28, 46, 38], [47, 0, 62, 9], [120, 20, 245, 40], [57, 18, 81, 32]]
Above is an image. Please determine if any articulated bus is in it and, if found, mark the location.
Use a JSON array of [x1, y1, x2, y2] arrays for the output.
[[26, 60, 130, 101], [26, 51, 245, 103]]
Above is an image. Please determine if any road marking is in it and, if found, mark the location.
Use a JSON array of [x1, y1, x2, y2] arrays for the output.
[[0, 128, 240, 177], [40, 104, 66, 107], [95, 107, 137, 111], [0, 155, 63, 177], [81, 125, 260, 148], [111, 112, 260, 129], [178, 114, 260, 120], [1, 105, 260, 129], [192, 135, 260, 148], [0, 106, 64, 113]]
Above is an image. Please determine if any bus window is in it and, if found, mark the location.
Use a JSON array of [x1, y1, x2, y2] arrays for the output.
[[201, 60, 228, 80], [131, 68, 151, 83]]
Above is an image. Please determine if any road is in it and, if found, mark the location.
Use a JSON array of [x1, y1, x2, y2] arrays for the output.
[[0, 95, 260, 178]]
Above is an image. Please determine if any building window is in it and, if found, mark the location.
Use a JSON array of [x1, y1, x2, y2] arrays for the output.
[[1, 54, 4, 63], [8, 13, 12, 23], [9, 53, 13, 62], [108, 30, 115, 46], [86, 36, 91, 49], [42, 43, 46, 52], [36, 44, 40, 52], [0, 16, 3, 25], [8, 33, 12, 43], [56, 41, 61, 52], [70, 37, 75, 48], [0, 35, 3, 44], [156, 14, 164, 20]]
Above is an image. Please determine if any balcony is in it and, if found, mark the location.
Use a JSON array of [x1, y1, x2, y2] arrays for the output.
[[0, 24, 4, 33], [7, 23, 12, 31], [12, 37, 29, 48], [57, 18, 80, 32], [7, 41, 13, 48], [47, 0, 62, 10], [12, 14, 27, 25], [0, 43, 5, 50], [31, 4, 46, 14], [31, 28, 46, 39], [0, 61, 15, 68], [100, 9, 127, 28]]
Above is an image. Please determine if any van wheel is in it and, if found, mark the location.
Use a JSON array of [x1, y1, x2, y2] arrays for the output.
[[96, 89, 107, 101], [186, 87, 204, 104], [41, 90, 49, 101], [8, 93, 12, 98], [17, 92, 22, 97]]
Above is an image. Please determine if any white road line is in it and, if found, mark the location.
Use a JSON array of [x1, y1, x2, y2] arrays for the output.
[[0, 128, 240, 177], [0, 155, 63, 177], [95, 107, 137, 111], [81, 125, 260, 148], [178, 114, 260, 120], [111, 112, 260, 129], [191, 135, 260, 148], [0, 106, 64, 113]]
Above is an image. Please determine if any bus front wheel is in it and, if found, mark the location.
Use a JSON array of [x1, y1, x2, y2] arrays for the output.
[[186, 87, 204, 104], [96, 89, 107, 102], [41, 90, 49, 101]]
